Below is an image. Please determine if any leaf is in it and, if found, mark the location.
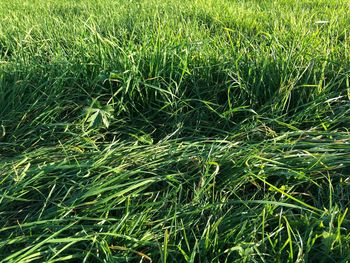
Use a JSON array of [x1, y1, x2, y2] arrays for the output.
[[87, 110, 102, 128], [101, 112, 110, 128], [83, 99, 115, 130]]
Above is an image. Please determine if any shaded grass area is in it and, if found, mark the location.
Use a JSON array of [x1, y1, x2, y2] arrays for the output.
[[1, 0, 350, 262]]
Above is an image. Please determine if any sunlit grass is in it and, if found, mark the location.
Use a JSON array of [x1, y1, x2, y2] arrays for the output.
[[1, 0, 350, 262]]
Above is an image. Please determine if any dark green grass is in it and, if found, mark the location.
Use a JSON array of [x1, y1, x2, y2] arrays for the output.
[[1, 0, 350, 262]]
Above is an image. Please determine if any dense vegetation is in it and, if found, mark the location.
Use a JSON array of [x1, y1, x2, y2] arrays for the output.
[[1, 0, 350, 262]]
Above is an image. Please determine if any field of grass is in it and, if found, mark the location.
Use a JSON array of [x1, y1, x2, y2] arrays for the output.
[[1, 0, 350, 262]]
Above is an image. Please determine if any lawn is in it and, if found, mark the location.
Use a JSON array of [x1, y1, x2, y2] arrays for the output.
[[0, 0, 350, 262]]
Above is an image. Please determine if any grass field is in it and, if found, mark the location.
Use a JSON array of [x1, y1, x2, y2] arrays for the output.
[[1, 0, 350, 262]]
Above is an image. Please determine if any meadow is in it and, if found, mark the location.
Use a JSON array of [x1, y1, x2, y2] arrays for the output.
[[0, 0, 350, 262]]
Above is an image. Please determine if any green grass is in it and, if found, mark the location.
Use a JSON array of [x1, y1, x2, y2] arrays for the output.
[[1, 0, 350, 262]]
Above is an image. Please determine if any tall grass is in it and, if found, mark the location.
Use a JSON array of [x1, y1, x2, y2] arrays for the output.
[[1, 0, 350, 262]]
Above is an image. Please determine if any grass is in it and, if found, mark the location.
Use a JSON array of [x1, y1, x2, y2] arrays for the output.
[[0, 0, 350, 262]]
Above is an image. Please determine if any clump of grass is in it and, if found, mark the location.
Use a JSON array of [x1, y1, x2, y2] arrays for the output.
[[1, 0, 350, 262]]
